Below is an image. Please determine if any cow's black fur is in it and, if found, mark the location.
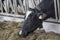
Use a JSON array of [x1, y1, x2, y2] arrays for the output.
[[19, 0, 55, 37], [21, 9, 43, 37]]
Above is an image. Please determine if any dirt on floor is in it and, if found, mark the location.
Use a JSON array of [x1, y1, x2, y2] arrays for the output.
[[0, 21, 60, 40]]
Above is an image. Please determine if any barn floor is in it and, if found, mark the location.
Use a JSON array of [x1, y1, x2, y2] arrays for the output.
[[0, 21, 60, 40]]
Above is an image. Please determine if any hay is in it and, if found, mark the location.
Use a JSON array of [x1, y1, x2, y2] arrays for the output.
[[0, 21, 60, 40]]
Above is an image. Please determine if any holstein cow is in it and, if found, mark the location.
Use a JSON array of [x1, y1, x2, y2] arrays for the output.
[[19, 0, 55, 37]]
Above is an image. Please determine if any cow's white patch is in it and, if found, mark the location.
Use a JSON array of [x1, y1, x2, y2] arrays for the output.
[[39, 15, 42, 19], [19, 30, 22, 35], [25, 11, 32, 20]]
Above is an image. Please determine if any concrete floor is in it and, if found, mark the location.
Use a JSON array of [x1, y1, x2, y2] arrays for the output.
[[43, 22, 60, 34], [0, 16, 24, 22]]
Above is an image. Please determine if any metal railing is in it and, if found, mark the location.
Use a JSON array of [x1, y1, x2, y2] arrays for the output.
[[57, 0, 60, 19], [0, 0, 24, 18], [0, 0, 40, 18]]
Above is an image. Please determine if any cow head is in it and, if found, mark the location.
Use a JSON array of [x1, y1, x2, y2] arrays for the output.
[[19, 8, 43, 37]]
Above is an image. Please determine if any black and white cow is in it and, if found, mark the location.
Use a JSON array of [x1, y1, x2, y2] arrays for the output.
[[19, 0, 56, 37]]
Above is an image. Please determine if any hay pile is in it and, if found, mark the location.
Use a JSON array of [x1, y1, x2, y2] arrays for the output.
[[0, 21, 60, 40]]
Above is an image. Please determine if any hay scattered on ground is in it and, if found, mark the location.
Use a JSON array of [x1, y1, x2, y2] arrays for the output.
[[0, 21, 60, 40]]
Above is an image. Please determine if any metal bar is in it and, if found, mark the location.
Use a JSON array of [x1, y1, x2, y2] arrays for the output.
[[0, 13, 24, 18], [54, 0, 59, 20], [0, 0, 3, 13], [23, 0, 29, 13], [26, 0, 29, 10], [33, 0, 36, 6], [5, 0, 9, 13], [32, 0, 35, 8], [9, 0, 14, 13], [18, 0, 25, 13], [57, 0, 60, 19], [0, 0, 1, 12], [39, 0, 40, 3], [13, 0, 18, 14]]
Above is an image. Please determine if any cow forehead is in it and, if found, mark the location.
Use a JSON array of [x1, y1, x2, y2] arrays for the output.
[[25, 11, 32, 20]]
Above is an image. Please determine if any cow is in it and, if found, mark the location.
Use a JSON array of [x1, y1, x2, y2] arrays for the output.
[[19, 0, 56, 37]]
